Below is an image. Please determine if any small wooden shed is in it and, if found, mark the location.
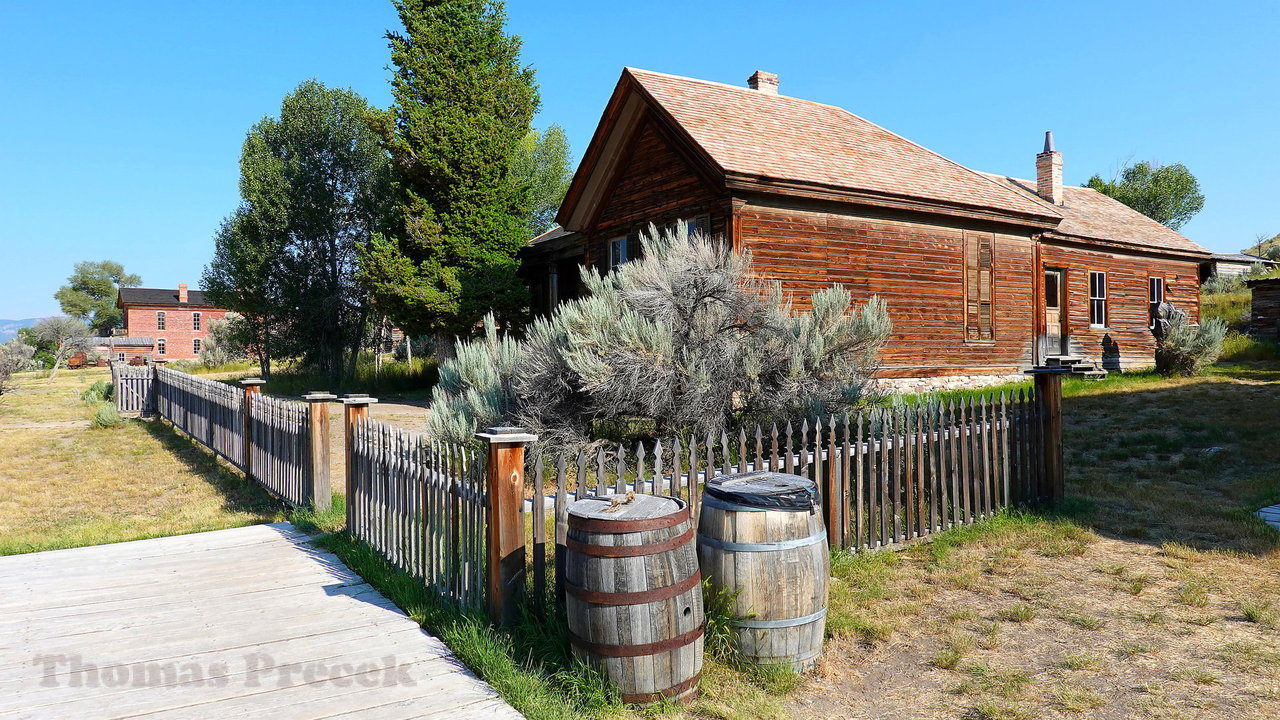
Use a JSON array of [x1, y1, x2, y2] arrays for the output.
[[1246, 278, 1280, 339]]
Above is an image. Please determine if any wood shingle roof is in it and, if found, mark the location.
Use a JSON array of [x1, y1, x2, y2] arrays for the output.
[[626, 68, 1064, 224]]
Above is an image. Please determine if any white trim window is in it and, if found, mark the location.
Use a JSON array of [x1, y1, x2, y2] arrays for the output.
[[156, 311, 166, 331], [1089, 271, 1108, 328], [117, 352, 126, 362], [193, 338, 201, 355], [192, 312, 201, 331], [157, 338, 167, 356], [1148, 277, 1165, 328]]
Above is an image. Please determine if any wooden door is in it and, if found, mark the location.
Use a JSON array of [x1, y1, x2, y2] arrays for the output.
[[1042, 269, 1067, 357]]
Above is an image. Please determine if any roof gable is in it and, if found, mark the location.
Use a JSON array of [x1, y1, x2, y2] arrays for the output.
[[560, 68, 1063, 230]]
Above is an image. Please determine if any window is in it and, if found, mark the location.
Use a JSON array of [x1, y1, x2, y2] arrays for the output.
[[157, 338, 167, 356], [192, 312, 201, 331], [964, 231, 995, 341], [1148, 277, 1165, 328], [117, 352, 126, 363], [1089, 271, 1108, 327], [193, 338, 201, 355], [1045, 271, 1061, 310], [609, 235, 628, 269], [156, 311, 166, 331]]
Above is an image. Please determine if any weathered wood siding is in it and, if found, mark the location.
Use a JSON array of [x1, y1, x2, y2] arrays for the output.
[[1039, 242, 1202, 370], [737, 197, 1037, 377], [1248, 281, 1280, 339], [582, 115, 727, 268]]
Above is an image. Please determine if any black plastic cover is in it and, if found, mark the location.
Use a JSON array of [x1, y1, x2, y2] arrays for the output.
[[704, 471, 818, 512]]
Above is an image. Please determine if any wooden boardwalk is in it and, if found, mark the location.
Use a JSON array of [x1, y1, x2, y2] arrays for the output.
[[0, 523, 523, 719], [1259, 503, 1280, 532]]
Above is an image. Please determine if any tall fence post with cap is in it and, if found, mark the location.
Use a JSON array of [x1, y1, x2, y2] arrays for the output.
[[303, 392, 337, 510], [477, 426, 538, 626], [342, 395, 377, 533], [240, 379, 266, 479], [1027, 368, 1066, 504]]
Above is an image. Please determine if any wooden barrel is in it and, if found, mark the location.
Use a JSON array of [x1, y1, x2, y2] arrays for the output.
[[697, 471, 829, 671], [564, 494, 704, 705]]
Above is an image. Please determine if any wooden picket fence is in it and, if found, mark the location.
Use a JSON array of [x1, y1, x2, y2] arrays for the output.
[[248, 393, 315, 507], [110, 363, 331, 510], [110, 363, 154, 414], [520, 385, 1060, 614], [155, 366, 244, 468], [346, 417, 489, 612]]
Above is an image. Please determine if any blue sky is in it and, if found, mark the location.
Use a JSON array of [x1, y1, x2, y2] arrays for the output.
[[2, 1, 1276, 319]]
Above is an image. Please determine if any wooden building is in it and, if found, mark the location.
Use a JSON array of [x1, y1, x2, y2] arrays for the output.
[[1247, 278, 1280, 339], [524, 68, 1211, 388]]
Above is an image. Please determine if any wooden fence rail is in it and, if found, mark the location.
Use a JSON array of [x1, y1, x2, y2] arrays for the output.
[[110, 363, 155, 414], [347, 416, 490, 612], [110, 363, 329, 510], [520, 379, 1062, 615], [155, 366, 244, 469]]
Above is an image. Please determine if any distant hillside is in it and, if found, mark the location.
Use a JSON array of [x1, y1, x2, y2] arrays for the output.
[[1243, 233, 1280, 261], [0, 318, 43, 343]]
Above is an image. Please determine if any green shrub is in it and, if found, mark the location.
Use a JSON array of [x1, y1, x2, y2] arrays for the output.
[[80, 380, 113, 404], [91, 402, 123, 429], [1155, 314, 1226, 377]]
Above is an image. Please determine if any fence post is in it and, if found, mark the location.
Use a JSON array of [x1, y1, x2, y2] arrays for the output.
[[303, 392, 337, 511], [240, 378, 266, 479], [476, 426, 538, 627], [342, 395, 378, 531], [1029, 369, 1066, 504]]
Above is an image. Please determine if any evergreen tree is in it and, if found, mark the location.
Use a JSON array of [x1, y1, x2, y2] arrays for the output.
[[360, 0, 539, 356]]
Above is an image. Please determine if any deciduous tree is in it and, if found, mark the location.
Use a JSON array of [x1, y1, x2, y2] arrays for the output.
[[360, 0, 539, 357], [511, 125, 572, 238], [54, 261, 141, 335], [1086, 161, 1205, 231], [33, 316, 89, 382], [204, 80, 392, 383]]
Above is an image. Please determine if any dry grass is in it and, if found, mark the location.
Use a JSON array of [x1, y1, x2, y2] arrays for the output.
[[791, 367, 1280, 720], [0, 368, 281, 555]]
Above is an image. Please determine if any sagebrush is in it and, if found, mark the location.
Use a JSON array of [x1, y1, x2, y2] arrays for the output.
[[1155, 311, 1227, 376], [428, 224, 891, 447]]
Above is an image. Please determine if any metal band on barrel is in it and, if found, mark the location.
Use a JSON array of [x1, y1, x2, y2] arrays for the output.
[[731, 607, 828, 629], [565, 570, 701, 606], [566, 525, 694, 557], [697, 531, 826, 553], [620, 672, 701, 704], [569, 624, 705, 657]]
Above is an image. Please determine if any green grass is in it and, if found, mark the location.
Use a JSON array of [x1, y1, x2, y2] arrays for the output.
[[1220, 332, 1280, 362]]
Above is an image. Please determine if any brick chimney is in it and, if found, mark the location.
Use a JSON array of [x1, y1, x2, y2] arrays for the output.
[[747, 70, 779, 95], [1036, 131, 1064, 205], [178, 283, 189, 304]]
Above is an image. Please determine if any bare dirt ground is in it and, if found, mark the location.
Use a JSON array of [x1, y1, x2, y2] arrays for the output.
[[784, 369, 1280, 720]]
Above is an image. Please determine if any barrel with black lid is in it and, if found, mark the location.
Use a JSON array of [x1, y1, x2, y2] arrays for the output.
[[697, 471, 829, 671], [564, 493, 704, 705]]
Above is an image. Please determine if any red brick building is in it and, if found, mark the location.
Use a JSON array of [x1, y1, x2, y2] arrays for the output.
[[116, 284, 229, 361], [524, 68, 1212, 388]]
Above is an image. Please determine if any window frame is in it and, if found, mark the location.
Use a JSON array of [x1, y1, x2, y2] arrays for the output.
[[117, 352, 126, 363], [156, 311, 166, 331], [193, 338, 201, 355], [1148, 277, 1165, 328], [963, 231, 996, 343], [192, 312, 201, 331], [157, 338, 167, 356], [1088, 271, 1108, 328]]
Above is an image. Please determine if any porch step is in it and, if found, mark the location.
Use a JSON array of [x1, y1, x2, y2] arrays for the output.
[[1045, 355, 1086, 367], [1079, 369, 1109, 381]]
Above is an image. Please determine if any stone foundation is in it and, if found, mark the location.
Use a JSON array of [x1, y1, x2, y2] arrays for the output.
[[870, 373, 1028, 395]]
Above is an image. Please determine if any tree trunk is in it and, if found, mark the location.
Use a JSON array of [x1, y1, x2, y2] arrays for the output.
[[434, 330, 457, 362]]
